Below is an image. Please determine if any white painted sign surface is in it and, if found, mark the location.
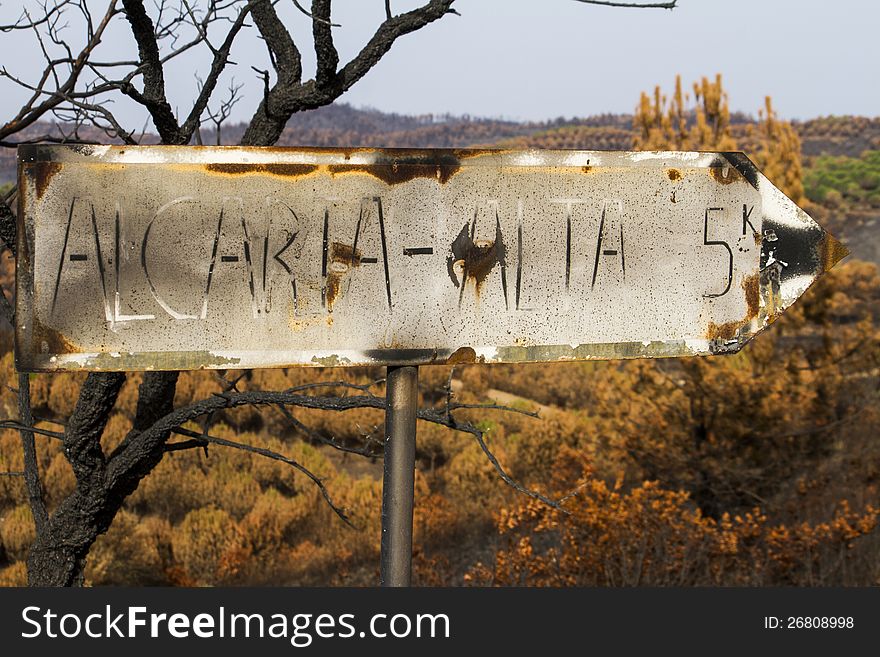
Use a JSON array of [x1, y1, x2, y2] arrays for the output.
[[15, 145, 845, 371]]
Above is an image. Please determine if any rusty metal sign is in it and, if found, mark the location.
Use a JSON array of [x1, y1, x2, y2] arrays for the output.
[[15, 145, 846, 371]]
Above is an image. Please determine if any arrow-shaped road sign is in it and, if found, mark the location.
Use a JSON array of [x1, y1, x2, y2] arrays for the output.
[[15, 145, 847, 371]]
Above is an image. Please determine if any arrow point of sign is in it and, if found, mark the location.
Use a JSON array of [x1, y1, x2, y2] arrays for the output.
[[704, 153, 851, 357], [749, 162, 850, 342], [818, 231, 850, 273]]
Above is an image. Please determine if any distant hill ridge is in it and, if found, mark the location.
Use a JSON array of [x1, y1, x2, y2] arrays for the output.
[[2, 103, 879, 182]]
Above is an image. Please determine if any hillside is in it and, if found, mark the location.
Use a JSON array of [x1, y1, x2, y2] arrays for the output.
[[0, 105, 632, 182], [2, 104, 878, 178]]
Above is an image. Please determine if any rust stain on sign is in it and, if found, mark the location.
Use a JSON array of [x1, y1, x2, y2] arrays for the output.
[[710, 165, 740, 185], [15, 145, 846, 371], [325, 242, 363, 311], [328, 161, 460, 186], [204, 163, 318, 178], [446, 346, 477, 364], [31, 316, 81, 355], [32, 161, 62, 200], [705, 320, 743, 342], [742, 273, 761, 320]]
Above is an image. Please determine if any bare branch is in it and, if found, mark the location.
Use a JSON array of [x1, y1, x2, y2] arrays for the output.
[[2, 367, 568, 525], [272, 402, 380, 457], [447, 401, 539, 418], [52, 92, 139, 144], [167, 426, 353, 525], [571, 0, 677, 8], [64, 372, 126, 482], [0, 2, 69, 33], [336, 0, 457, 96], [17, 372, 49, 532], [312, 0, 338, 89], [0, 1, 119, 142], [0, 133, 99, 148], [179, 3, 253, 141], [251, 0, 302, 86], [107, 390, 385, 489], [105, 383, 565, 514], [417, 406, 566, 512], [120, 0, 180, 142], [0, 421, 66, 441], [196, 77, 244, 145], [109, 371, 179, 463], [241, 0, 456, 146], [291, 0, 340, 27]]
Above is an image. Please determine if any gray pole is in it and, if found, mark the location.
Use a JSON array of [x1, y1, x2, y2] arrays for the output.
[[380, 365, 419, 587]]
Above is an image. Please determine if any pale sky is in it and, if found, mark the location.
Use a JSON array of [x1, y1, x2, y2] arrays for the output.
[[0, 0, 877, 128]]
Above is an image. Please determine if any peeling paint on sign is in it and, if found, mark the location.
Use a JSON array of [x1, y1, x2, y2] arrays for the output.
[[15, 145, 847, 371]]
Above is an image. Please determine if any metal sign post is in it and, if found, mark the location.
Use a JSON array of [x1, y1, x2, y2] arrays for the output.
[[16, 145, 848, 587], [380, 365, 419, 587]]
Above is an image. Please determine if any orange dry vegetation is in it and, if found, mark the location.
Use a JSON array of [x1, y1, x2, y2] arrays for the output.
[[0, 255, 878, 586], [468, 453, 879, 587]]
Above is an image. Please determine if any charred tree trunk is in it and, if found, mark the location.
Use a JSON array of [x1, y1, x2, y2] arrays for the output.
[[28, 490, 121, 586], [27, 372, 179, 586]]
